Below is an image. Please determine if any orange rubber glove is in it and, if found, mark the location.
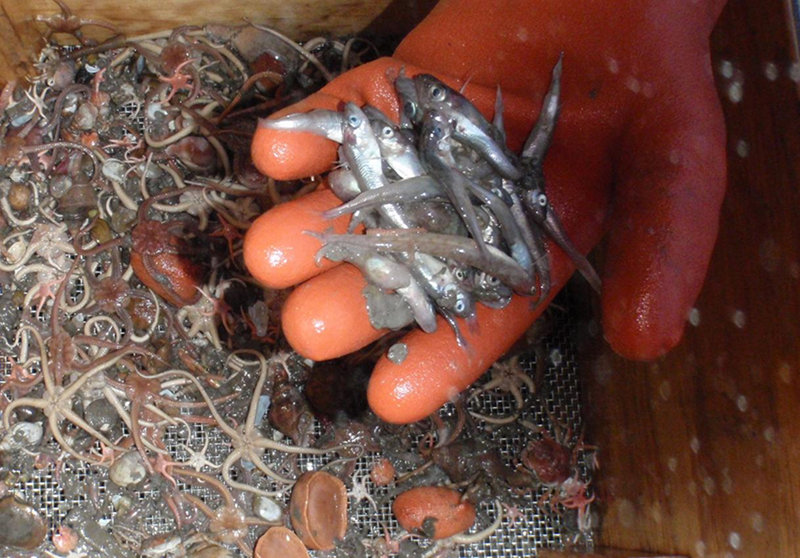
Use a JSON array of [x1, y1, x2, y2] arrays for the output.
[[244, 0, 728, 423]]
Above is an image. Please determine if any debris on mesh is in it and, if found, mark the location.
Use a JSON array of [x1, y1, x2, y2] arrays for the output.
[[0, 3, 597, 557]]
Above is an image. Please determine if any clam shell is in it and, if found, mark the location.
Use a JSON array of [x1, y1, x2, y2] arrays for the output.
[[109, 451, 147, 487], [0, 422, 44, 452], [0, 495, 47, 550], [254, 526, 309, 558], [289, 471, 347, 550]]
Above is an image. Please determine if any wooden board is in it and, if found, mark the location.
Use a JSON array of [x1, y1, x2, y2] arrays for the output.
[[583, 1, 800, 557], [0, 0, 393, 82]]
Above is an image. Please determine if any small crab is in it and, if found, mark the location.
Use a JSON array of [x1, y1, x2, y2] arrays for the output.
[[519, 416, 597, 537], [519, 415, 596, 487]]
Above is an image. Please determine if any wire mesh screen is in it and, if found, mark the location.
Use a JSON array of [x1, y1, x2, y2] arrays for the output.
[[0, 302, 595, 557]]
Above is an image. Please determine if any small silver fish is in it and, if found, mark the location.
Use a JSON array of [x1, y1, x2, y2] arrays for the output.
[[371, 118, 426, 179], [260, 109, 344, 142], [325, 229, 536, 296], [312, 233, 437, 332]]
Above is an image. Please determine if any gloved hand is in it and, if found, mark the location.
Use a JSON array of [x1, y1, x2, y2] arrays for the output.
[[244, 0, 728, 423]]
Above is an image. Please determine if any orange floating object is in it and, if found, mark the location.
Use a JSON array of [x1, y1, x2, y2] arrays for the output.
[[393, 486, 476, 540]]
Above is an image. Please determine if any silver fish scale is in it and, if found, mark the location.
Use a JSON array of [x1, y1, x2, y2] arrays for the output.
[[0, 297, 594, 557]]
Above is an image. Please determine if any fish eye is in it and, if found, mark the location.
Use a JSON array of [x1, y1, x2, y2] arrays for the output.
[[347, 114, 361, 127], [454, 268, 466, 281], [429, 85, 445, 101], [382, 126, 393, 137], [537, 193, 548, 207], [455, 299, 466, 313], [404, 101, 417, 118], [487, 275, 501, 286]]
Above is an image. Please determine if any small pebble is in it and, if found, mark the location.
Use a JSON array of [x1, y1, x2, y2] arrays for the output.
[[84, 398, 119, 433], [109, 451, 147, 487], [7, 183, 31, 211], [729, 531, 742, 550], [387, 342, 408, 364], [253, 495, 283, 522], [719, 59, 734, 78], [731, 309, 746, 329], [688, 307, 701, 326], [0, 495, 47, 550], [789, 62, 800, 82], [726, 81, 743, 103]]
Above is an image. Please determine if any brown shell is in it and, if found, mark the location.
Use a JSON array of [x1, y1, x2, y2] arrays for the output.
[[254, 526, 309, 558], [392, 486, 476, 540], [130, 251, 203, 307], [289, 471, 348, 550]]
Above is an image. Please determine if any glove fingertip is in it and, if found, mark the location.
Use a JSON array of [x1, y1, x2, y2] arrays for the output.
[[243, 189, 349, 289], [601, 87, 725, 361], [282, 264, 385, 361], [368, 296, 538, 424], [251, 124, 338, 181], [601, 287, 687, 361]]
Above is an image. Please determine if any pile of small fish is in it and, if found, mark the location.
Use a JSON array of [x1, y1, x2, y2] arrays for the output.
[[265, 57, 600, 341]]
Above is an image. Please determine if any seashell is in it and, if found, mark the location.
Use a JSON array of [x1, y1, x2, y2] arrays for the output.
[[73, 101, 98, 130], [101, 159, 127, 183], [252, 494, 283, 523], [254, 526, 309, 558], [109, 451, 147, 487], [110, 493, 133, 515], [289, 471, 347, 550], [268, 364, 312, 445], [0, 495, 48, 550], [48, 174, 73, 198], [0, 421, 44, 452]]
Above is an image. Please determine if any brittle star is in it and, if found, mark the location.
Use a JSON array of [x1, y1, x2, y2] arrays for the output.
[[2, 326, 141, 463], [468, 354, 535, 425], [141, 351, 350, 497]]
